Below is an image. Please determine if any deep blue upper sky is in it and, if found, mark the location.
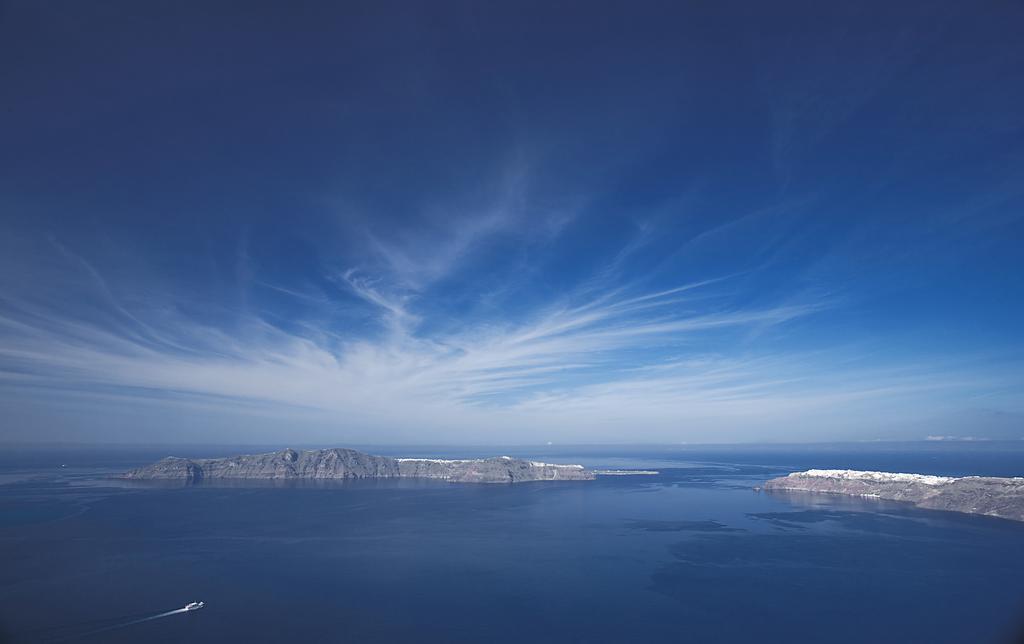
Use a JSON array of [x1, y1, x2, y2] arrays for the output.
[[1, 1, 1022, 444]]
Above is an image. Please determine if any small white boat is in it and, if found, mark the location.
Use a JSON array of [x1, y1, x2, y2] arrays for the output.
[[184, 601, 205, 611]]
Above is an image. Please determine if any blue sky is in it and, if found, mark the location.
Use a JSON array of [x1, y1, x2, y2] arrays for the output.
[[1, 1, 1022, 444]]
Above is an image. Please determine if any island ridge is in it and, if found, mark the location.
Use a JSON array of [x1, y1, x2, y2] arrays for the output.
[[124, 447, 596, 483]]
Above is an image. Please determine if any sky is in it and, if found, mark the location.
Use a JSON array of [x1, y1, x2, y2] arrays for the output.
[[1, 1, 1022, 445]]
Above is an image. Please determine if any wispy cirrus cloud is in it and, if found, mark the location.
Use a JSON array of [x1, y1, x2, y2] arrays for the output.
[[1, 237, 1018, 445]]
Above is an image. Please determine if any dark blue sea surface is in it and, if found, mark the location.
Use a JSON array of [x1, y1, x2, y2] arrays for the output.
[[1, 443, 1023, 643]]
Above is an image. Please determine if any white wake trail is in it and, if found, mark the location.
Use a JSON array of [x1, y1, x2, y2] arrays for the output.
[[115, 607, 189, 626], [62, 607, 191, 640]]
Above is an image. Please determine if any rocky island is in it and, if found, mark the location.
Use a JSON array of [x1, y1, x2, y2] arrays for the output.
[[764, 469, 1024, 522], [124, 448, 596, 484]]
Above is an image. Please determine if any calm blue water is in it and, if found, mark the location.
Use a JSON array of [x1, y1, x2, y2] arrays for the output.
[[1, 443, 1023, 643]]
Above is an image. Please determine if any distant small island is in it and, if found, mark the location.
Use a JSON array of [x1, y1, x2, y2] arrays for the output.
[[764, 469, 1024, 522], [593, 469, 660, 476], [124, 448, 596, 484]]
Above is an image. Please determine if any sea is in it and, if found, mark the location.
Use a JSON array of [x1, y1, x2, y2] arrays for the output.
[[1, 442, 1023, 644]]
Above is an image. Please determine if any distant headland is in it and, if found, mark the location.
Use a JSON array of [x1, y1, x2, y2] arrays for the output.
[[124, 448, 596, 484], [764, 469, 1024, 522]]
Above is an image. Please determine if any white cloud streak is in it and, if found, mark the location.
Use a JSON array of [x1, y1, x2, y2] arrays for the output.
[[1, 255, 1017, 445]]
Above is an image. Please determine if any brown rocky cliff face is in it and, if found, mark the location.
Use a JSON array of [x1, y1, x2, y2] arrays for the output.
[[764, 470, 1024, 522]]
